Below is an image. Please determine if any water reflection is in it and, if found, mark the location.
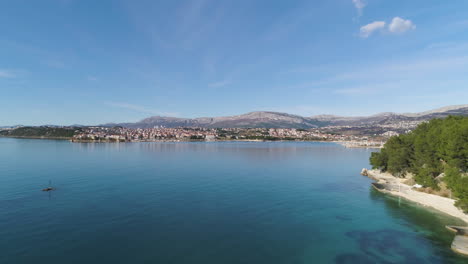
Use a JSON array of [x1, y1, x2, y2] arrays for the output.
[[71, 141, 368, 163]]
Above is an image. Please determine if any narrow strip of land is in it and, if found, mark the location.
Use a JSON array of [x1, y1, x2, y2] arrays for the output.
[[362, 169, 468, 224]]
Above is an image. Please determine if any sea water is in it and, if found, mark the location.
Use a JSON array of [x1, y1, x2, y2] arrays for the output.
[[0, 138, 466, 263]]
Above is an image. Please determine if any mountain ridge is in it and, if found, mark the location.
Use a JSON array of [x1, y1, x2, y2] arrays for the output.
[[102, 104, 468, 129]]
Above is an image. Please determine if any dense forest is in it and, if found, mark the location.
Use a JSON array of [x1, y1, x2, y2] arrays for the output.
[[370, 116, 468, 211], [0, 126, 80, 138]]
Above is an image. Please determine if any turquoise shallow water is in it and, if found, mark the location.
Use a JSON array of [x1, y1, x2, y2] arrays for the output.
[[0, 138, 466, 263]]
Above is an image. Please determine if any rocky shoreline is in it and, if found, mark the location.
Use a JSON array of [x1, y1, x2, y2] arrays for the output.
[[361, 168, 468, 256], [361, 168, 468, 224]]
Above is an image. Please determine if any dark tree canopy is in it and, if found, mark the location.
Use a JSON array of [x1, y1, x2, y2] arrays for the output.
[[0, 126, 79, 138], [370, 116, 468, 211]]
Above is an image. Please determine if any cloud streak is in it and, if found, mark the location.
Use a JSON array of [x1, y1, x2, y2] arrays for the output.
[[352, 0, 366, 17], [333, 83, 401, 95], [208, 80, 230, 88], [360, 21, 386, 38], [298, 43, 468, 97], [0, 69, 16, 78], [360, 17, 416, 38]]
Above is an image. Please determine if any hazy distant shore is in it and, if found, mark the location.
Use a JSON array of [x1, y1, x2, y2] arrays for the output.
[[0, 135, 71, 140], [70, 138, 329, 143], [0, 135, 326, 143], [1, 135, 385, 148]]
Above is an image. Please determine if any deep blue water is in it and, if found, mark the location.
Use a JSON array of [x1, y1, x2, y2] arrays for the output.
[[0, 138, 466, 263]]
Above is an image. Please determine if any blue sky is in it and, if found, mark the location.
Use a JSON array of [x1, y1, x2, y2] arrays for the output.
[[1, 0, 468, 125]]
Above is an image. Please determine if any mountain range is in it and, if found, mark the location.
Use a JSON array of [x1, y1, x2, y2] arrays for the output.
[[102, 104, 468, 129]]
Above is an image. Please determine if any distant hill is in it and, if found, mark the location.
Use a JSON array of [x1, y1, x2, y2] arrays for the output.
[[104, 111, 327, 129], [311, 105, 468, 126], [0, 126, 81, 138], [103, 105, 468, 129]]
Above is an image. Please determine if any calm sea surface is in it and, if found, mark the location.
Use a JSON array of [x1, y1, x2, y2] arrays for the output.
[[0, 138, 466, 263]]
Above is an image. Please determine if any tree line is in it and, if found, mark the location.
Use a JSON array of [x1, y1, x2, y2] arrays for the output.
[[370, 116, 468, 211], [0, 126, 79, 138]]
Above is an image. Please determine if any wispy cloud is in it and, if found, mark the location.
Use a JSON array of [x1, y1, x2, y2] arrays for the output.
[[176, 0, 210, 35], [424, 41, 468, 55], [126, 0, 224, 51], [360, 21, 386, 38], [352, 0, 366, 17], [333, 83, 398, 95], [104, 101, 178, 117], [203, 55, 217, 77], [360, 17, 416, 38], [0, 69, 16, 78], [87, 76, 98, 81], [333, 55, 468, 82], [294, 43, 468, 97], [334, 87, 374, 95], [284, 46, 468, 99], [208, 80, 230, 88], [262, 2, 324, 41]]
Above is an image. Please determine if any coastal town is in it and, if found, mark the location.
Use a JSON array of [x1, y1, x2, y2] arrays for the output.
[[1, 115, 436, 148], [3, 107, 460, 148], [68, 126, 388, 147]]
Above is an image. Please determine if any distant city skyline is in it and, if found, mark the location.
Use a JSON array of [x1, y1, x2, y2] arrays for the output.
[[1, 0, 468, 126]]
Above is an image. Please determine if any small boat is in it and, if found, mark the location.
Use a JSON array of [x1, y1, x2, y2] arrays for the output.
[[42, 180, 54, 191]]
